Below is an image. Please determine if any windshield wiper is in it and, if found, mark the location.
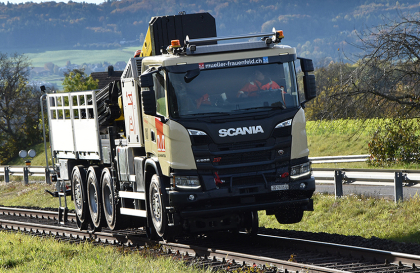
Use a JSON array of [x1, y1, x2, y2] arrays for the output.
[[233, 105, 286, 112], [181, 112, 230, 118]]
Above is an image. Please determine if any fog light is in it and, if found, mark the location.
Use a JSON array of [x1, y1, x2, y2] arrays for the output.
[[300, 183, 306, 189], [188, 194, 195, 201]]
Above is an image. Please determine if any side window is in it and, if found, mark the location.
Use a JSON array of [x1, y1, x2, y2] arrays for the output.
[[153, 70, 166, 116]]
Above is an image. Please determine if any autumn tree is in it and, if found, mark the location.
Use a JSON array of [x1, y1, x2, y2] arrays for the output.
[[321, 13, 420, 119], [0, 53, 42, 164], [62, 69, 98, 92]]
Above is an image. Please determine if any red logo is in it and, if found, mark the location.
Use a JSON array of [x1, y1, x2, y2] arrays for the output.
[[199, 63, 204, 69], [213, 157, 221, 163], [155, 117, 165, 152]]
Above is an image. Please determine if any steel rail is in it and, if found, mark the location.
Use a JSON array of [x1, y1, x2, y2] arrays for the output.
[[2, 208, 420, 273], [163, 240, 348, 273], [258, 234, 420, 269], [0, 217, 346, 273], [0, 206, 76, 222]]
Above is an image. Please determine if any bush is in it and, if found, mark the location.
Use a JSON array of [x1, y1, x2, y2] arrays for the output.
[[368, 119, 420, 166]]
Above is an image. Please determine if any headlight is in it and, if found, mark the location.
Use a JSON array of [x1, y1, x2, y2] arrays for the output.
[[275, 119, 292, 128], [290, 162, 311, 180], [172, 175, 201, 189], [188, 129, 207, 136]]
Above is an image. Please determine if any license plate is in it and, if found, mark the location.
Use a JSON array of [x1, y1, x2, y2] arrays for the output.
[[271, 184, 289, 191]]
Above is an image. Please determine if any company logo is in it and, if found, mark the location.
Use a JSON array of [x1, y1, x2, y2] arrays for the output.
[[219, 126, 264, 137], [155, 117, 165, 152]]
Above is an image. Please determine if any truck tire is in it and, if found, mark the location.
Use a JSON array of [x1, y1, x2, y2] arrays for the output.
[[244, 211, 259, 236], [149, 174, 168, 238], [275, 208, 304, 224], [87, 166, 104, 230], [71, 165, 89, 230], [101, 167, 120, 230]]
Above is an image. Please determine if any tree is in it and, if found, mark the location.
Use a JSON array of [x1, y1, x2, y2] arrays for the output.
[[62, 69, 98, 92], [0, 53, 42, 164], [322, 13, 420, 119]]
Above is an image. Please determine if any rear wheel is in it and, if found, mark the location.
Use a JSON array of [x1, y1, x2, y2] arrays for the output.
[[275, 208, 304, 224], [101, 167, 121, 230], [87, 166, 103, 230], [71, 165, 89, 230]]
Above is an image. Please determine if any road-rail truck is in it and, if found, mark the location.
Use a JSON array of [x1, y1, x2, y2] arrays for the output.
[[43, 12, 317, 238]]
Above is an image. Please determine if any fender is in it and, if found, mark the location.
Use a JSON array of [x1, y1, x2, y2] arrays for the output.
[[143, 157, 171, 223]]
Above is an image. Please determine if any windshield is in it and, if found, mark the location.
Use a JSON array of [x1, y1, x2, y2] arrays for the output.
[[167, 62, 299, 118]]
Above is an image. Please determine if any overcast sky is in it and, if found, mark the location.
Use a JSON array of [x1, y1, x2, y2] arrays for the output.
[[1, 0, 105, 4]]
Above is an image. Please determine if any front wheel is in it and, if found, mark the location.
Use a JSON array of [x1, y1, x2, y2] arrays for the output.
[[149, 174, 168, 238]]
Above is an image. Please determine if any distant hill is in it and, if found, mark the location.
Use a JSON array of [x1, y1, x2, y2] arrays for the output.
[[1, 0, 419, 64]]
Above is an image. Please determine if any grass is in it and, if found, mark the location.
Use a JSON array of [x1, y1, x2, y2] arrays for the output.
[[0, 182, 74, 210], [0, 231, 211, 272], [259, 192, 420, 244], [7, 142, 53, 166]]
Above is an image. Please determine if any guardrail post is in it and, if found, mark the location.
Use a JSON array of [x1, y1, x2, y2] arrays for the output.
[[23, 166, 29, 185], [4, 166, 9, 183], [394, 172, 403, 202], [45, 167, 51, 184], [334, 170, 343, 198]]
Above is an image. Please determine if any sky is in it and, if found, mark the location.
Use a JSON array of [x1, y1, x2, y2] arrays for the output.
[[1, 0, 105, 4]]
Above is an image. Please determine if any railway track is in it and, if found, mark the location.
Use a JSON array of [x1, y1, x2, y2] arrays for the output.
[[1, 206, 420, 273]]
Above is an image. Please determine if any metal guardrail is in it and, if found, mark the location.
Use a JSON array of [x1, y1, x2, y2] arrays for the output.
[[309, 154, 370, 164], [313, 168, 420, 202], [0, 166, 51, 185]]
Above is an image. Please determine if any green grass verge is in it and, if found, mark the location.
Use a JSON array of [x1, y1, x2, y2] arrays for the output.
[[7, 142, 53, 167], [0, 182, 74, 210], [259, 193, 420, 244], [0, 231, 211, 272]]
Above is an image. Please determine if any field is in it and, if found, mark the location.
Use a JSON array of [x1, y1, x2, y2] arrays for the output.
[[26, 47, 138, 68], [27, 47, 138, 89]]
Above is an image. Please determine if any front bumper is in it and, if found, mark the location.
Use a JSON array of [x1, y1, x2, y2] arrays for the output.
[[168, 176, 315, 218]]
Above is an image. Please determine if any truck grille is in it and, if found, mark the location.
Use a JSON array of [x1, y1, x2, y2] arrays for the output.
[[216, 150, 272, 165], [193, 136, 291, 186]]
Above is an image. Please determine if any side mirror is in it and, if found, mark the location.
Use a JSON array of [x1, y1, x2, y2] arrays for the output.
[[140, 72, 156, 116], [300, 58, 314, 73], [298, 57, 316, 102], [303, 74, 316, 101]]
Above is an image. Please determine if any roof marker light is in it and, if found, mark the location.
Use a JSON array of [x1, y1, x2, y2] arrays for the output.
[[171, 40, 181, 48]]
